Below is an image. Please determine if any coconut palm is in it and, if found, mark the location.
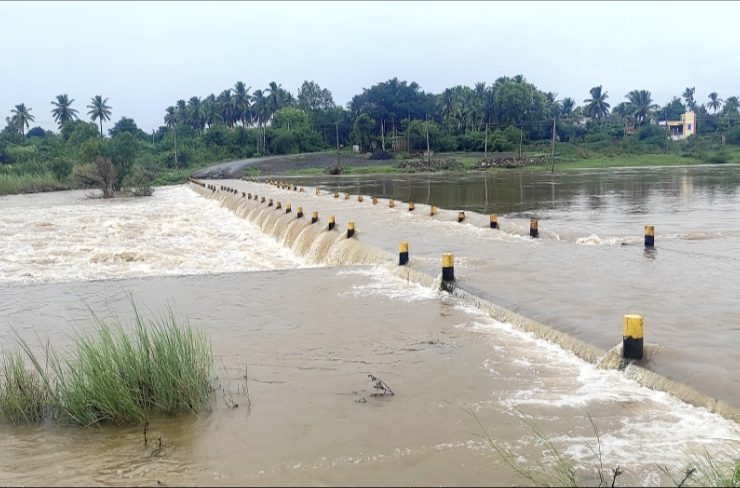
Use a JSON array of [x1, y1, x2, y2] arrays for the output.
[[561, 97, 576, 117], [266, 81, 284, 120], [723, 96, 739, 115], [682, 87, 697, 111], [50, 94, 79, 128], [187, 96, 204, 132], [252, 89, 269, 153], [86, 95, 112, 137], [583, 86, 610, 121], [216, 90, 235, 127], [202, 94, 219, 129], [164, 106, 177, 128], [10, 103, 34, 136], [233, 81, 252, 128], [707, 92, 723, 114], [175, 99, 187, 127], [626, 89, 658, 127]]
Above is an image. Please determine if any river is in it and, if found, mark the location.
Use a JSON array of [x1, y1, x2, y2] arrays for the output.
[[0, 171, 738, 486]]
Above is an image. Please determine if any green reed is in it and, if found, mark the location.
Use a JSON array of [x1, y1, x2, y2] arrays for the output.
[[2, 306, 213, 426]]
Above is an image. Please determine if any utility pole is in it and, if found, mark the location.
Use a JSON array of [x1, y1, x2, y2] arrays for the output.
[[381, 119, 385, 151], [519, 125, 523, 158], [484, 122, 489, 159], [425, 114, 430, 164], [335, 122, 340, 172], [407, 111, 411, 156], [550, 116, 557, 173]]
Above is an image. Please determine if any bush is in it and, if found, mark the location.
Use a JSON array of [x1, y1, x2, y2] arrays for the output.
[[6, 307, 214, 426], [122, 164, 154, 196], [370, 149, 393, 160], [49, 158, 73, 182], [707, 150, 730, 164]]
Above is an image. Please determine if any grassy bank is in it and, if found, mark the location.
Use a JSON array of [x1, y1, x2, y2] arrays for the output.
[[0, 308, 213, 426], [279, 146, 740, 177], [0, 172, 68, 195]]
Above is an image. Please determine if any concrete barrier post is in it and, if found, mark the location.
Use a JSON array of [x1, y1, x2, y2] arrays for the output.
[[399, 242, 409, 265], [623, 314, 644, 360]]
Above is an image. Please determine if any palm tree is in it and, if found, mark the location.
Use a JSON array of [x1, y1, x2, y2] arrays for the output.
[[164, 106, 177, 128], [175, 99, 187, 127], [217, 89, 235, 127], [233, 81, 251, 127], [707, 92, 723, 114], [86, 95, 112, 137], [626, 89, 658, 127], [266, 81, 284, 120], [682, 87, 696, 112], [723, 96, 739, 115], [10, 103, 34, 136], [187, 96, 204, 132], [202, 94, 219, 129], [252, 89, 269, 153], [50, 94, 79, 128], [583, 86, 610, 122], [561, 97, 576, 117]]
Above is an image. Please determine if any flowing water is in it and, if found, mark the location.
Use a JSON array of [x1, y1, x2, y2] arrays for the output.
[[0, 175, 739, 486]]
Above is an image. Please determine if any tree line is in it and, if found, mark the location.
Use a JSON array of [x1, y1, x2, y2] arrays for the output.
[[2, 75, 740, 195]]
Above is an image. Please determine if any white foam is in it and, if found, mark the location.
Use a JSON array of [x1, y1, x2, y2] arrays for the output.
[[0, 186, 307, 284]]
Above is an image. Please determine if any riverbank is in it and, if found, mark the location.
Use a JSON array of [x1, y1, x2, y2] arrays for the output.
[[4, 145, 740, 198]]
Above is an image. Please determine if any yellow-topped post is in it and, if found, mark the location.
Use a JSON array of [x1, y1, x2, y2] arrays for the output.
[[372, 196, 378, 204], [490, 214, 498, 229], [328, 215, 335, 231], [645, 225, 654, 247], [430, 206, 437, 216], [347, 221, 355, 238], [285, 203, 292, 213], [623, 314, 644, 360], [399, 242, 409, 265], [458, 211, 465, 223], [408, 201, 415, 211], [296, 206, 303, 218], [311, 211, 318, 224], [441, 253, 455, 290], [389, 199, 395, 208], [530, 218, 539, 238]]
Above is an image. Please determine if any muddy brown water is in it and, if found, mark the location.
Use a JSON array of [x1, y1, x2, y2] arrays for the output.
[[0, 181, 738, 486]]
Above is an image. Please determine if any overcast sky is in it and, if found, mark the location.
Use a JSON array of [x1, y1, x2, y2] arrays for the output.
[[3, 1, 740, 132]]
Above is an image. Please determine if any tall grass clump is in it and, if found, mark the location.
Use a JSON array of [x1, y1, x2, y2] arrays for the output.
[[6, 306, 214, 426], [0, 349, 47, 424]]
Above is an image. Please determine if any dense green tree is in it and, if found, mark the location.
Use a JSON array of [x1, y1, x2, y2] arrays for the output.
[[51, 94, 79, 128], [660, 97, 685, 121], [109, 132, 138, 188], [109, 117, 146, 139], [271, 107, 310, 131], [87, 95, 112, 137], [26, 126, 46, 138]]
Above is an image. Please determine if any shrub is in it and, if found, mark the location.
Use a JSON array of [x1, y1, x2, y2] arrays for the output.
[[370, 149, 393, 160], [6, 306, 215, 426], [122, 164, 154, 196]]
